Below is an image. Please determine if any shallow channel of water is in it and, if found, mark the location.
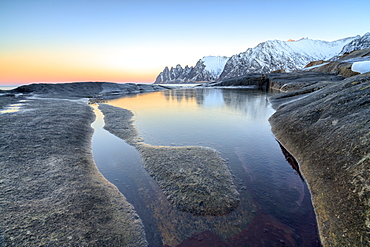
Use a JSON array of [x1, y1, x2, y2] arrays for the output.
[[92, 88, 321, 246]]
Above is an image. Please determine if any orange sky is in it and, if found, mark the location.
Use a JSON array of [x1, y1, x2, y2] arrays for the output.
[[0, 47, 158, 84], [1, 0, 369, 85]]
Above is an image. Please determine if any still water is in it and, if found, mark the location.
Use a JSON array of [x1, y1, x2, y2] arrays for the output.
[[92, 88, 321, 247]]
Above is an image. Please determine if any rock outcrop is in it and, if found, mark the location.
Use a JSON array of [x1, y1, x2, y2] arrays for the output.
[[305, 48, 370, 78], [12, 81, 167, 99], [267, 72, 344, 92], [269, 73, 370, 246], [206, 71, 344, 95]]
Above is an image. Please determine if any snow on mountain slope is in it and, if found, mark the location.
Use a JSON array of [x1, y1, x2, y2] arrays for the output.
[[201, 56, 229, 78], [219, 36, 358, 80], [339, 32, 370, 55]]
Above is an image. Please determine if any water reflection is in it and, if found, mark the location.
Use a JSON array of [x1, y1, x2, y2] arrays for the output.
[[93, 88, 321, 246], [278, 141, 305, 181], [0, 103, 23, 114]]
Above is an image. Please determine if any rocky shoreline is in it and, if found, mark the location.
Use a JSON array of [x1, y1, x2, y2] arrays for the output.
[[0, 82, 167, 246], [205, 69, 370, 246], [269, 73, 370, 246]]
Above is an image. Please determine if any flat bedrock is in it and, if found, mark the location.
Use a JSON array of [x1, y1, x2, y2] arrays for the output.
[[0, 97, 148, 246]]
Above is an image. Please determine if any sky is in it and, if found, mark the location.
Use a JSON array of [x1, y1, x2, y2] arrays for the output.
[[1, 0, 369, 85]]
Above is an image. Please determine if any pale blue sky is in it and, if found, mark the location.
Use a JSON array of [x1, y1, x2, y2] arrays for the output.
[[1, 0, 369, 83]]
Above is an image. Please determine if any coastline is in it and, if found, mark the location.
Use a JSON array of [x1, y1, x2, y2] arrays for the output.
[[1, 77, 368, 246]]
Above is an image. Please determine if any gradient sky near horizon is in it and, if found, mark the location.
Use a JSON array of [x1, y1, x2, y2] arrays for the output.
[[1, 0, 369, 85]]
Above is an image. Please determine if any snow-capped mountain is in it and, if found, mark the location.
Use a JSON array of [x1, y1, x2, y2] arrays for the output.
[[155, 33, 369, 83], [155, 56, 229, 84], [338, 32, 370, 55], [219, 36, 358, 80]]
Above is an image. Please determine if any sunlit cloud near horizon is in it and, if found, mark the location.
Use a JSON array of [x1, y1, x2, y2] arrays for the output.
[[1, 0, 369, 85]]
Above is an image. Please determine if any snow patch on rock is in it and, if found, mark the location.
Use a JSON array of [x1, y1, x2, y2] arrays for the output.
[[352, 61, 370, 74]]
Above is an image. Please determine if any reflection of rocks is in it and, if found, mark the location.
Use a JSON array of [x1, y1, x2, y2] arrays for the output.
[[277, 141, 304, 181], [162, 88, 205, 105], [222, 89, 271, 118], [269, 73, 370, 246], [98, 103, 240, 216]]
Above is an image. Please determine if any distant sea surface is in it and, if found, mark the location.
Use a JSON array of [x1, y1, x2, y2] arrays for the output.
[[0, 86, 19, 90]]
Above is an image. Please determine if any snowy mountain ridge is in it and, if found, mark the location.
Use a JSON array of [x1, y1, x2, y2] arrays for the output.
[[219, 36, 359, 80], [155, 33, 369, 83]]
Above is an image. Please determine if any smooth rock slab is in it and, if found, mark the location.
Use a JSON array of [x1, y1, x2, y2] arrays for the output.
[[137, 144, 240, 216]]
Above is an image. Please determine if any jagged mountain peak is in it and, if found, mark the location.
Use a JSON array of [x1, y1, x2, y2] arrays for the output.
[[154, 56, 229, 84], [339, 33, 370, 55]]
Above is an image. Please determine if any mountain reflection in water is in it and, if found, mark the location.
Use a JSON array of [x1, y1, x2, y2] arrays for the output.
[[92, 88, 322, 247]]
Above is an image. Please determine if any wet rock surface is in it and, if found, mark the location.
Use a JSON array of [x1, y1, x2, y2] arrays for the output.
[[137, 144, 240, 216], [269, 73, 370, 246], [98, 103, 240, 216], [0, 97, 147, 246]]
